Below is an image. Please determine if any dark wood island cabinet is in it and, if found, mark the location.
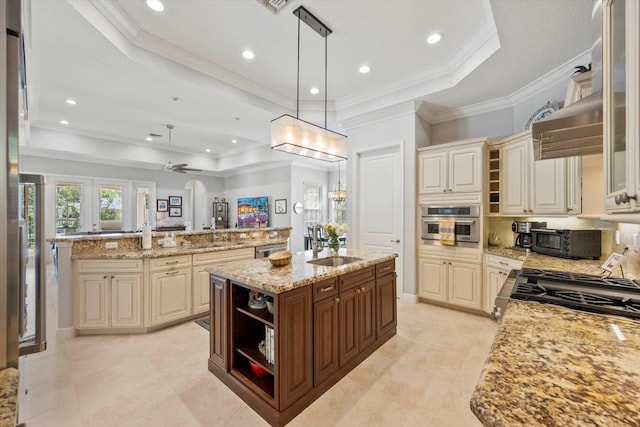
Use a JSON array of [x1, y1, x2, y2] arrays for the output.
[[207, 250, 397, 427]]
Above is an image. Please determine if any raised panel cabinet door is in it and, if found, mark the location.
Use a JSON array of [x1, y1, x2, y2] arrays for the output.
[[418, 258, 448, 302], [448, 262, 481, 310], [566, 156, 582, 215], [531, 157, 567, 214], [193, 266, 211, 315], [359, 281, 376, 353], [210, 275, 228, 371], [418, 151, 447, 194], [376, 273, 397, 337], [502, 140, 529, 215], [339, 287, 359, 367], [484, 267, 504, 314], [313, 296, 339, 387], [448, 146, 482, 193], [150, 268, 192, 326], [77, 273, 109, 329], [278, 286, 313, 411], [110, 273, 142, 328]]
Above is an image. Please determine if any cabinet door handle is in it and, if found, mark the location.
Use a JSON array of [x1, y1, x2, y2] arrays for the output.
[[389, 239, 400, 243], [522, 209, 527, 213], [165, 270, 180, 275], [103, 275, 108, 279], [335, 297, 340, 303], [165, 260, 180, 265], [498, 261, 509, 266], [356, 289, 361, 294], [361, 287, 366, 292], [320, 286, 334, 293], [442, 189, 447, 192]]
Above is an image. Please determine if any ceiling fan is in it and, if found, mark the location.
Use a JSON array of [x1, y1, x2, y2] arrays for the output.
[[163, 124, 203, 173]]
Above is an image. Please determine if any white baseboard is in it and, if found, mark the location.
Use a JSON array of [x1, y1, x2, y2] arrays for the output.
[[400, 293, 418, 304], [56, 327, 77, 341]]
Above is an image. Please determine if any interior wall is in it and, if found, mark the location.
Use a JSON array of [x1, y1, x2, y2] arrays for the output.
[[345, 108, 417, 300]]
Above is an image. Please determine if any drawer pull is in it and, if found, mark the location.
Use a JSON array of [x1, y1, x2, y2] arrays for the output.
[[498, 261, 509, 266], [335, 297, 340, 303], [165, 270, 180, 275], [165, 260, 180, 265], [320, 286, 334, 293], [356, 289, 361, 294]]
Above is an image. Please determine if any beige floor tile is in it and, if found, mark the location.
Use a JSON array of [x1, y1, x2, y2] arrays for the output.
[[18, 268, 497, 426]]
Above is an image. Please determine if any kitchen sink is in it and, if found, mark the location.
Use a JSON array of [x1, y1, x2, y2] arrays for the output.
[[306, 256, 362, 267]]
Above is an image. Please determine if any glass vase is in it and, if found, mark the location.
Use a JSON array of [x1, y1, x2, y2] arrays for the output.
[[328, 236, 340, 254]]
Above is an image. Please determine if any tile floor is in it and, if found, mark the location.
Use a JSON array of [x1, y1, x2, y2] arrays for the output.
[[18, 268, 498, 426]]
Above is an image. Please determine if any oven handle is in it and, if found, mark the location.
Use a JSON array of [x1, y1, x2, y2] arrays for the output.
[[423, 219, 477, 223]]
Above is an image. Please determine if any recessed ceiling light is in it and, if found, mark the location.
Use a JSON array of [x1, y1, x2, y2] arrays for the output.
[[146, 137, 153, 142], [145, 0, 164, 12], [60, 120, 69, 125], [205, 148, 211, 153], [359, 65, 370, 74], [231, 139, 237, 144], [242, 50, 255, 60], [427, 33, 442, 44], [310, 87, 320, 95], [65, 99, 77, 105]]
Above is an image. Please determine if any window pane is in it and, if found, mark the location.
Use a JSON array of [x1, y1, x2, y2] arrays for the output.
[[303, 183, 322, 231], [55, 183, 81, 234], [100, 184, 123, 231]]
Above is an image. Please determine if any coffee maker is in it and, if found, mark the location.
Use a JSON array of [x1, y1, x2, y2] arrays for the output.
[[512, 221, 546, 252]]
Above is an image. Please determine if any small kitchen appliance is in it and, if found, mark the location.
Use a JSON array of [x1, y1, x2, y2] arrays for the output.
[[531, 228, 601, 259], [492, 268, 640, 323], [511, 221, 547, 252]]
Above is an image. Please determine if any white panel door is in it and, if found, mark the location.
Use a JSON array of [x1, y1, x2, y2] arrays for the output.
[[357, 146, 403, 295]]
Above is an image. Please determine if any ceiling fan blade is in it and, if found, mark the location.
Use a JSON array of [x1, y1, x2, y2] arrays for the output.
[[177, 167, 203, 172], [171, 163, 188, 169], [172, 168, 187, 173]]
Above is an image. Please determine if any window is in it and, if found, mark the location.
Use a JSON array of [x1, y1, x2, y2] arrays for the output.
[[332, 199, 347, 224], [55, 182, 82, 234], [99, 184, 123, 231], [303, 182, 322, 231]]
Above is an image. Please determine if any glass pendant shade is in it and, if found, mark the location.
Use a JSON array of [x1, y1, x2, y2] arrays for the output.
[[329, 185, 346, 202], [271, 114, 347, 162]]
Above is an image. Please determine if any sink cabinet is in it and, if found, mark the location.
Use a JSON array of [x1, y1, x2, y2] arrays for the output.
[[76, 259, 143, 330], [208, 260, 396, 427]]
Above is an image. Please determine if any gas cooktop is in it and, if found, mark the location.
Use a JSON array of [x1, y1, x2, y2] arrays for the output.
[[510, 268, 640, 320]]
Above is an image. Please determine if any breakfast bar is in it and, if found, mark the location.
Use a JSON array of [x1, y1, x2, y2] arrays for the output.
[[206, 249, 397, 427]]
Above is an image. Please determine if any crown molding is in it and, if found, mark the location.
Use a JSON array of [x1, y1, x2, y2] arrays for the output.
[[340, 101, 420, 131], [429, 49, 592, 124]]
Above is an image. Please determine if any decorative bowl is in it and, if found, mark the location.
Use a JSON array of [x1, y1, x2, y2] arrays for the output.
[[249, 360, 268, 378], [269, 250, 292, 267]]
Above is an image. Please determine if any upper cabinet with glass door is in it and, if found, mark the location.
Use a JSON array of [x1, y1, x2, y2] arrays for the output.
[[604, 0, 640, 212]]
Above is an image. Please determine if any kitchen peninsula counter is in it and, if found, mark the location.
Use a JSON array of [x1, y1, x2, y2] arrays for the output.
[[471, 300, 640, 426]]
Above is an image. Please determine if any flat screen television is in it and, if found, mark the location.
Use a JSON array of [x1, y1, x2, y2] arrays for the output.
[[237, 196, 269, 228]]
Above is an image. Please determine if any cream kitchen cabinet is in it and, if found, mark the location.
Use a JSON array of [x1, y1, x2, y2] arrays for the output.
[[603, 0, 640, 214], [418, 245, 482, 311], [76, 259, 143, 330], [192, 248, 254, 315], [417, 138, 485, 203], [483, 254, 523, 314], [149, 255, 192, 326], [501, 131, 567, 215]]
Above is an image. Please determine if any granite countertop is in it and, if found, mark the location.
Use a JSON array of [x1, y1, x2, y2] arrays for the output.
[[206, 248, 397, 294], [486, 246, 636, 279], [70, 239, 288, 260], [0, 368, 18, 427], [471, 300, 640, 426]]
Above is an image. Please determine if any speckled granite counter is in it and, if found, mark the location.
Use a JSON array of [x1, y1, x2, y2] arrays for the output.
[[206, 248, 397, 294], [0, 368, 18, 427], [471, 300, 640, 426], [486, 246, 637, 279]]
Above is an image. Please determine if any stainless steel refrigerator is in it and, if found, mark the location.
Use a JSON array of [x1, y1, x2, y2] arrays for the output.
[[2, 0, 45, 369]]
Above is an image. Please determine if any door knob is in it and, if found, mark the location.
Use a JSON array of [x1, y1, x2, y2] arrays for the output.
[[389, 239, 400, 243]]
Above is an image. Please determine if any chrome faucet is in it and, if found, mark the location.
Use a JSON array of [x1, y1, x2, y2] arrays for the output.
[[312, 224, 322, 258]]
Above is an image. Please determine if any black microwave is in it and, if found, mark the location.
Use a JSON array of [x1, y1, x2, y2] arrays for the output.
[[531, 229, 601, 260]]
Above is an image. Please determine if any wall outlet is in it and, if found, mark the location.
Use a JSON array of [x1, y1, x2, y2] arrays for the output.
[[615, 230, 621, 245], [106, 242, 118, 249], [239, 233, 247, 239]]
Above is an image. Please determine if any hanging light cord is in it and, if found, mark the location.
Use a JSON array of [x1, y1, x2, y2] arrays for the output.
[[296, 14, 300, 119], [324, 35, 328, 130]]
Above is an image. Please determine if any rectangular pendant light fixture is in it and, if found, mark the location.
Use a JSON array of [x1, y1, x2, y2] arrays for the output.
[[271, 114, 347, 162], [271, 6, 348, 162]]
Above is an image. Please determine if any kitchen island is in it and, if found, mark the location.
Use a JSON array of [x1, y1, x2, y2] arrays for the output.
[[206, 248, 397, 427], [471, 300, 640, 426]]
